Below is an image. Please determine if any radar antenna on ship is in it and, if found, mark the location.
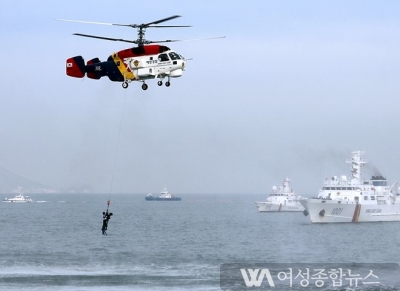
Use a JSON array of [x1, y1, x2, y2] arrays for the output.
[[346, 150, 367, 184]]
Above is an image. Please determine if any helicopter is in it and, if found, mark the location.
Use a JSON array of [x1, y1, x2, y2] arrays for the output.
[[59, 15, 224, 90]]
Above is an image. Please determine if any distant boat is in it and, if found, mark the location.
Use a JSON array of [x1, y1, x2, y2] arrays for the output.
[[255, 177, 304, 212], [145, 188, 181, 201], [3, 188, 35, 203]]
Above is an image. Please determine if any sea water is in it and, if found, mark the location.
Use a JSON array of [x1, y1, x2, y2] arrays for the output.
[[1, 193, 400, 290]]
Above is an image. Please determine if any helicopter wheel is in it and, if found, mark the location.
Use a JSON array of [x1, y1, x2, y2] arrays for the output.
[[157, 80, 163, 86], [122, 82, 128, 89], [142, 83, 148, 90], [165, 81, 171, 87]]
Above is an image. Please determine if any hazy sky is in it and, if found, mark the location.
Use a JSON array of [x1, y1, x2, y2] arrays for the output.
[[1, 1, 400, 195]]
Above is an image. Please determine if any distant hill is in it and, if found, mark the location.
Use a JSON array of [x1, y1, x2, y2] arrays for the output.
[[0, 167, 58, 193]]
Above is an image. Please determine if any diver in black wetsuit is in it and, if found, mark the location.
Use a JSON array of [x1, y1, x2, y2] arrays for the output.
[[101, 210, 113, 235]]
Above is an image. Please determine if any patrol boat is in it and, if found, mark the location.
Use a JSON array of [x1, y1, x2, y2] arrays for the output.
[[255, 177, 305, 212], [3, 188, 35, 203], [300, 150, 400, 223], [145, 187, 181, 201]]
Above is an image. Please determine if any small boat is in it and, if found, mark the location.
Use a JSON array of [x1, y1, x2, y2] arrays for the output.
[[3, 188, 35, 203], [255, 177, 305, 212], [300, 150, 400, 223], [145, 188, 181, 201]]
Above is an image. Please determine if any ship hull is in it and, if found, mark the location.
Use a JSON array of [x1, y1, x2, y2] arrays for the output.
[[301, 199, 400, 223], [145, 197, 181, 201], [255, 201, 304, 212]]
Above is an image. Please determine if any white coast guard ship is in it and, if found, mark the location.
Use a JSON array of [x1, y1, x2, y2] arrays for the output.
[[3, 187, 35, 203], [145, 187, 181, 201], [300, 150, 400, 223], [255, 178, 305, 212]]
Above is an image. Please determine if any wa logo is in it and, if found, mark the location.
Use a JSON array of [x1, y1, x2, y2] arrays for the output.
[[240, 268, 275, 287]]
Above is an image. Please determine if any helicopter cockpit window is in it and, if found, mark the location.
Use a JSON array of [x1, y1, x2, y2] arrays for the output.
[[158, 54, 170, 62], [169, 52, 181, 60]]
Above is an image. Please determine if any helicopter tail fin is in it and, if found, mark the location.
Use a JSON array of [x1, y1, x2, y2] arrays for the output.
[[66, 56, 85, 78], [87, 58, 100, 64]]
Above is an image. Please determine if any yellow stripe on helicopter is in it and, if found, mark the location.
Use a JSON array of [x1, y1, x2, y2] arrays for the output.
[[111, 53, 136, 80]]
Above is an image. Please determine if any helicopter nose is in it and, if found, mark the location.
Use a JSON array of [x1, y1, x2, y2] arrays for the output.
[[174, 60, 185, 69]]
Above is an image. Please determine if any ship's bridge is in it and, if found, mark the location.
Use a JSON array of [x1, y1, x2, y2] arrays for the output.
[[370, 175, 387, 187]]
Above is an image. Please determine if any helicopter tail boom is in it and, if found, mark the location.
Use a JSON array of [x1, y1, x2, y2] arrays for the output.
[[66, 56, 107, 80], [66, 56, 85, 78], [86, 58, 103, 79]]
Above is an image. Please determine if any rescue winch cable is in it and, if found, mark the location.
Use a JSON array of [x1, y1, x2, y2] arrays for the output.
[[108, 89, 127, 199], [103, 89, 127, 233]]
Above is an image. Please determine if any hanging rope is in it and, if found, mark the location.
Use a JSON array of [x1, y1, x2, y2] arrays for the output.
[[108, 89, 127, 207]]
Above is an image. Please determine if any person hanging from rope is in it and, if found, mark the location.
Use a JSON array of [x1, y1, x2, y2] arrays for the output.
[[101, 211, 108, 235], [101, 200, 113, 235]]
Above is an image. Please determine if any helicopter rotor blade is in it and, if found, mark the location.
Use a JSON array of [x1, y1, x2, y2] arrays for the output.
[[148, 25, 192, 28], [144, 15, 181, 26], [57, 16, 223, 46], [73, 33, 136, 43], [56, 18, 116, 26], [56, 16, 190, 29], [56, 18, 141, 28], [148, 36, 226, 43]]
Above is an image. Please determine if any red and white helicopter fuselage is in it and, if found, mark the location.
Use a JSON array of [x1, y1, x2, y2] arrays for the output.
[[66, 45, 185, 90]]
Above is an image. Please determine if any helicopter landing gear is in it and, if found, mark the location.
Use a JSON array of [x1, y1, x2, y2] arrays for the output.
[[165, 76, 171, 87], [122, 82, 129, 89], [157, 80, 163, 86], [141, 83, 148, 90]]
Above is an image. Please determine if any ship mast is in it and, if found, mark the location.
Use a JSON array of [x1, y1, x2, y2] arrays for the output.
[[346, 150, 367, 185], [282, 177, 291, 192]]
